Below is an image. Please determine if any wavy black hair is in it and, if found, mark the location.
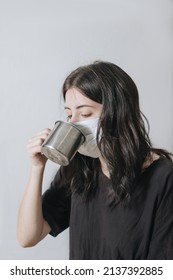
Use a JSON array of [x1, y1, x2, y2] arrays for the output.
[[62, 61, 172, 206]]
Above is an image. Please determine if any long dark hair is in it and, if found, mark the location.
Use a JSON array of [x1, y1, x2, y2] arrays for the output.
[[62, 61, 172, 206]]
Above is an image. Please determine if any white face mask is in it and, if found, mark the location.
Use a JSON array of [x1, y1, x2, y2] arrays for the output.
[[72, 118, 101, 158]]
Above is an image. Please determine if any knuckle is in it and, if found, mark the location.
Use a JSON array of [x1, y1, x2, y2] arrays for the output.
[[43, 128, 51, 133]]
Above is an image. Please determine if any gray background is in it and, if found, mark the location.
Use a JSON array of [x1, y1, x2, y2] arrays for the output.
[[0, 0, 172, 259]]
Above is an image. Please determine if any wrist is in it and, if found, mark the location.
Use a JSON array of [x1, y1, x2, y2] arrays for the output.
[[30, 164, 46, 174]]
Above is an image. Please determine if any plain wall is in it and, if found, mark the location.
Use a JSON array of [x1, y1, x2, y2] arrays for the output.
[[0, 0, 172, 259]]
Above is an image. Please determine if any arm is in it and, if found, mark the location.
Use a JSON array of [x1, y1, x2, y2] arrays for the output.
[[17, 128, 51, 247]]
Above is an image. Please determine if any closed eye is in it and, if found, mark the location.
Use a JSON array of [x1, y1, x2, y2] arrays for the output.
[[66, 114, 92, 121], [81, 114, 92, 118]]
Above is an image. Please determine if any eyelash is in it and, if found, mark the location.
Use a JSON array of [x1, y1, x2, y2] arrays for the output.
[[67, 114, 91, 121]]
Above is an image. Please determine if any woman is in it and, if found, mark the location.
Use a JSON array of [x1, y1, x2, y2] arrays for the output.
[[17, 61, 173, 259]]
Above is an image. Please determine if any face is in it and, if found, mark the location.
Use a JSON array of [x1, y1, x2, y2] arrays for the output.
[[64, 88, 103, 122]]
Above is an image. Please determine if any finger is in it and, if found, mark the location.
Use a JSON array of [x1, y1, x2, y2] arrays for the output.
[[35, 128, 52, 136], [27, 138, 46, 150], [27, 144, 42, 157], [28, 131, 51, 144]]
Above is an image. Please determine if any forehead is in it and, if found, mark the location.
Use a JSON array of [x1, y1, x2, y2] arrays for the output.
[[65, 88, 100, 108]]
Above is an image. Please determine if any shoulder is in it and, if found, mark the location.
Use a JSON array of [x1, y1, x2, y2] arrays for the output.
[[141, 156, 173, 197], [42, 166, 71, 202], [143, 156, 173, 178], [133, 157, 173, 214]]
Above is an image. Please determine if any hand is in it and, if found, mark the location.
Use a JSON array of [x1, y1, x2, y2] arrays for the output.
[[27, 128, 51, 167]]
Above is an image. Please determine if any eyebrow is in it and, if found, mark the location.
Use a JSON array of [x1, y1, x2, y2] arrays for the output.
[[64, 105, 94, 110]]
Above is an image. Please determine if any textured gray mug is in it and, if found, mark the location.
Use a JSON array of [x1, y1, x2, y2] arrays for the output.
[[41, 121, 85, 165]]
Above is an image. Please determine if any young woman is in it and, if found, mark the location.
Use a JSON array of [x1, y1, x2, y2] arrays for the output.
[[17, 61, 173, 259]]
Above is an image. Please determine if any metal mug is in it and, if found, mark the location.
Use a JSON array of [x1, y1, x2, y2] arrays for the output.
[[41, 121, 85, 166]]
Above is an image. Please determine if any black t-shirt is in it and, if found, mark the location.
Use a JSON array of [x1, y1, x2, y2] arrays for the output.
[[42, 157, 173, 259]]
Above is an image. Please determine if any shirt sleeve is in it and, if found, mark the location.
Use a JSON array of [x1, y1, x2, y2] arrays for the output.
[[42, 167, 71, 237], [147, 170, 173, 259]]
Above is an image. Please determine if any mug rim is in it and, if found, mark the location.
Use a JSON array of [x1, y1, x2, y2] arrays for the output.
[[55, 120, 85, 136]]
